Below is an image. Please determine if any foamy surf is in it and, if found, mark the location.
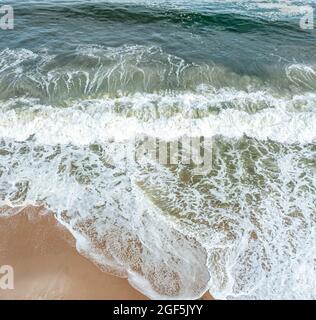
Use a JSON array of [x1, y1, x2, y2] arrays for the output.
[[1, 1, 316, 300], [1, 47, 316, 105], [0, 134, 315, 299], [0, 94, 316, 144]]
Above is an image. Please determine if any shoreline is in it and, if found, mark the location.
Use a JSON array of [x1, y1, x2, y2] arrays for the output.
[[0, 207, 213, 300], [0, 207, 147, 300]]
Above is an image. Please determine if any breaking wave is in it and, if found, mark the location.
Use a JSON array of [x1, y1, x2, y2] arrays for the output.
[[0, 43, 315, 299], [1, 47, 316, 105]]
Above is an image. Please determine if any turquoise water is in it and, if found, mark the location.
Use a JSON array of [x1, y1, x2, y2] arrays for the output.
[[0, 1, 315, 299]]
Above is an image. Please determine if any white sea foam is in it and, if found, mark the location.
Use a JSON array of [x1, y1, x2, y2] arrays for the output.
[[0, 93, 315, 145], [0, 133, 315, 299], [0, 137, 211, 299], [1, 46, 316, 104], [0, 89, 315, 301], [1, 44, 316, 300]]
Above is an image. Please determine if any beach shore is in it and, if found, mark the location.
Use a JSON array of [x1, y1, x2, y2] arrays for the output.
[[0, 207, 148, 300], [0, 207, 213, 300]]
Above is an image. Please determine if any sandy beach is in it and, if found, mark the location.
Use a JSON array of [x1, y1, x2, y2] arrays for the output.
[[0, 207, 213, 300], [0, 207, 148, 300]]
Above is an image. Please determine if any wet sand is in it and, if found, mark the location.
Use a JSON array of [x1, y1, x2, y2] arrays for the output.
[[0, 207, 213, 300]]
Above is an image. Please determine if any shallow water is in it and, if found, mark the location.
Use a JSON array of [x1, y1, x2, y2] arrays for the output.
[[0, 0, 315, 299]]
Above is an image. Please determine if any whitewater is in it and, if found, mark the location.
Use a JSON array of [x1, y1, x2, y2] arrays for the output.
[[0, 1, 315, 299]]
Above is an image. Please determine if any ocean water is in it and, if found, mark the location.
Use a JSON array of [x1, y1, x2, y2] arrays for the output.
[[0, 0, 316, 299]]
